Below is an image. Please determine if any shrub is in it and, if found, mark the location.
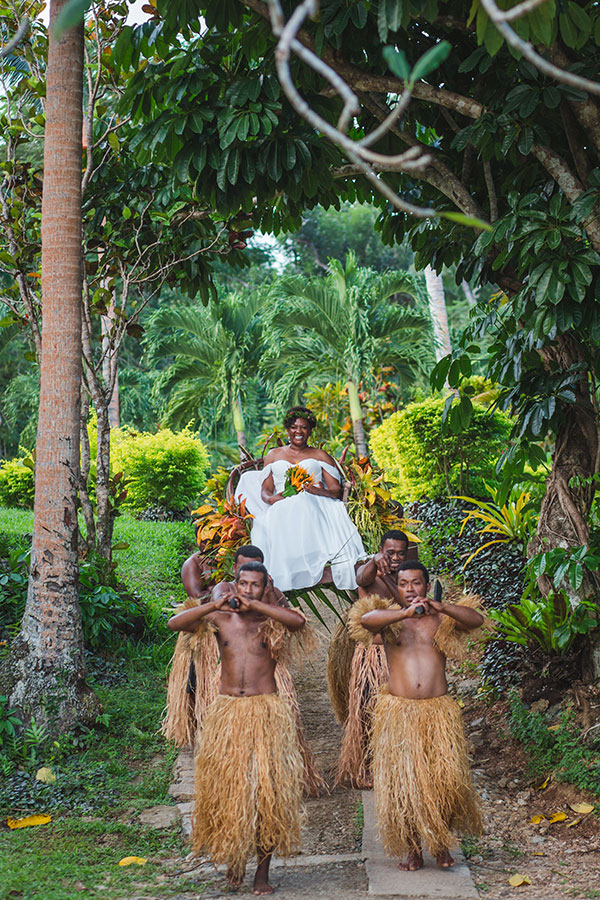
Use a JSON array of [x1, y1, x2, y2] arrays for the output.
[[111, 427, 209, 513], [0, 458, 35, 509], [370, 396, 512, 500]]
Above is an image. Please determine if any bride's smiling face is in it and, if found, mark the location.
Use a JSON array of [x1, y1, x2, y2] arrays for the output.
[[287, 417, 312, 449]]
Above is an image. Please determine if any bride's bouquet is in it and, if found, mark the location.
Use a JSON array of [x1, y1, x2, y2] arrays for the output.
[[282, 464, 315, 497]]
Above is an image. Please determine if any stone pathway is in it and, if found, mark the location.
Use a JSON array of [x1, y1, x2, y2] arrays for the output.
[[168, 748, 479, 898]]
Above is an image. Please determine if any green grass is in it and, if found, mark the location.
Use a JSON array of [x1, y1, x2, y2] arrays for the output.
[[112, 513, 196, 616], [0, 818, 201, 900], [0, 510, 203, 898], [0, 660, 205, 900]]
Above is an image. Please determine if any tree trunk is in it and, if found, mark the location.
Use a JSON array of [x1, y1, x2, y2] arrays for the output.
[[101, 299, 120, 429], [0, 0, 99, 735], [347, 378, 367, 457], [95, 403, 112, 561], [232, 393, 247, 457], [424, 265, 452, 362], [528, 335, 600, 604]]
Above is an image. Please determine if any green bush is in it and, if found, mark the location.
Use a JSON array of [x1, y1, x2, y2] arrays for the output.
[[111, 427, 209, 513], [370, 396, 512, 500], [0, 458, 34, 509]]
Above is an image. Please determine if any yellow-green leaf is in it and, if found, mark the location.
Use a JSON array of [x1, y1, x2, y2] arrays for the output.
[[569, 802, 594, 814], [509, 873, 531, 886], [548, 811, 567, 823], [535, 776, 550, 790], [7, 814, 52, 829], [566, 817, 582, 828], [530, 814, 545, 824], [118, 856, 147, 866], [35, 767, 56, 784]]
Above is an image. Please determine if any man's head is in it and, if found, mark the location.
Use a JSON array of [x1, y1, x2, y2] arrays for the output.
[[396, 561, 430, 602], [233, 544, 264, 574], [379, 529, 409, 572], [235, 561, 268, 603]]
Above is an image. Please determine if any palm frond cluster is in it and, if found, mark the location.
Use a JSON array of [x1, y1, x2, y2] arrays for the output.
[[146, 253, 436, 463]]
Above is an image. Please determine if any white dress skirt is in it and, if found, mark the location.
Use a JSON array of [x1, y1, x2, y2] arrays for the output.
[[236, 457, 366, 591]]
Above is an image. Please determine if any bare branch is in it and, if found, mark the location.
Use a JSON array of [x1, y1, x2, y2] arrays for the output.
[[266, 0, 438, 220], [483, 159, 498, 222], [480, 0, 600, 97]]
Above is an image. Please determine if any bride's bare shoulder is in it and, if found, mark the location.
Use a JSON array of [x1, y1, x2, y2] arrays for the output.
[[264, 447, 287, 463], [311, 447, 336, 466]]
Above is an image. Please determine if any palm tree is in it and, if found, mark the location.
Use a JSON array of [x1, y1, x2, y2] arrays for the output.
[[260, 252, 434, 456], [2, 1, 98, 734], [146, 292, 265, 456]]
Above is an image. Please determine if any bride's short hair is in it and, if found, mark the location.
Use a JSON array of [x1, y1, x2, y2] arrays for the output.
[[283, 406, 317, 430]]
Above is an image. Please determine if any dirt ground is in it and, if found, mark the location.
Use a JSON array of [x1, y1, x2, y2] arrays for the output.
[[447, 666, 600, 900]]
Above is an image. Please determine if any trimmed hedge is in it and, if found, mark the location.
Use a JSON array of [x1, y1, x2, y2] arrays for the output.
[[370, 396, 512, 501], [0, 458, 35, 509], [111, 427, 209, 514]]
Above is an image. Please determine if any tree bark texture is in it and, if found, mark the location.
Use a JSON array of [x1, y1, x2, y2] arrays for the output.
[[529, 335, 600, 603], [0, 0, 99, 734]]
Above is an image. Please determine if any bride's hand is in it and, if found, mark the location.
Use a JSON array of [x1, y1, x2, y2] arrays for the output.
[[268, 492, 285, 504], [303, 483, 324, 495]]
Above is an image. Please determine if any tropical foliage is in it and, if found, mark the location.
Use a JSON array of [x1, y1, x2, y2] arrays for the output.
[[454, 487, 539, 569], [370, 396, 513, 500], [488, 592, 598, 656], [192, 468, 253, 581], [260, 251, 434, 454]]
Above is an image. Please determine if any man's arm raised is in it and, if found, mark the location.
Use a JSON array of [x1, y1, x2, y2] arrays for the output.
[[168, 594, 230, 633], [239, 595, 306, 632], [427, 596, 484, 631], [361, 598, 424, 632]]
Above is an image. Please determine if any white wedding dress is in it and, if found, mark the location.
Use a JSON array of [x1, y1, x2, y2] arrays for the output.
[[236, 457, 366, 591]]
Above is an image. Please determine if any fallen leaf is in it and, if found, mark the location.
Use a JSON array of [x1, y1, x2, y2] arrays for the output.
[[118, 856, 147, 867], [548, 812, 568, 823], [532, 852, 545, 856], [35, 767, 56, 784], [535, 776, 550, 790], [569, 802, 594, 814], [547, 724, 561, 732], [566, 818, 582, 828], [509, 873, 532, 886], [529, 814, 545, 824], [7, 814, 51, 829], [457, 698, 465, 708]]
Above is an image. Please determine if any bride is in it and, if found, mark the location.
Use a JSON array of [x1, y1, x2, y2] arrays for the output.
[[236, 407, 366, 591]]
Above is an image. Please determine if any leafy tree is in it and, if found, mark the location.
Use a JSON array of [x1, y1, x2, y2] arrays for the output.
[[260, 252, 434, 455], [127, 0, 600, 604], [146, 292, 266, 454], [0, 0, 100, 736], [280, 201, 413, 275]]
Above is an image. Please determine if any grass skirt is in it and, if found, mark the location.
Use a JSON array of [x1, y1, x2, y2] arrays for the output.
[[326, 618, 356, 725], [193, 693, 303, 880], [371, 691, 481, 857], [275, 662, 327, 796], [335, 643, 388, 787]]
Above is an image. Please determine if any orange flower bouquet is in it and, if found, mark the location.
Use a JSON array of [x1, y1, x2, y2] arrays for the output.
[[282, 464, 315, 497]]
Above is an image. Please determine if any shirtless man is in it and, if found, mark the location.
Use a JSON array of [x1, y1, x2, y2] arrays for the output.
[[352, 561, 483, 872], [168, 561, 306, 894], [180, 539, 214, 602], [211, 544, 285, 607], [356, 529, 417, 601]]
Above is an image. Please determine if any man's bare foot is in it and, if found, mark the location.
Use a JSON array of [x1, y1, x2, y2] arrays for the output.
[[252, 877, 274, 895], [436, 849, 456, 868], [253, 851, 273, 894], [398, 849, 423, 871], [226, 867, 244, 889]]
